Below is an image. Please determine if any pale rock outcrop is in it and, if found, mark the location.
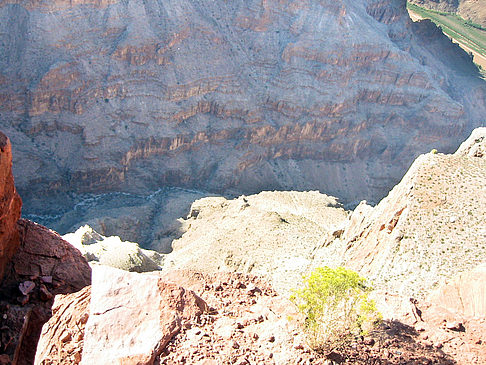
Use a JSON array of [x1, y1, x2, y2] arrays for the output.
[[313, 128, 486, 300], [161, 191, 348, 293], [63, 225, 163, 272], [454, 127, 486, 158], [80, 265, 207, 365], [34, 286, 91, 365], [429, 264, 486, 319], [0, 132, 21, 281]]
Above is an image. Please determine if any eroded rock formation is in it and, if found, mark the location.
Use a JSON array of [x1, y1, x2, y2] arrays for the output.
[[161, 191, 348, 293], [313, 128, 486, 299], [1, 0, 485, 222], [0, 131, 91, 364], [0, 219, 91, 364], [0, 132, 21, 281]]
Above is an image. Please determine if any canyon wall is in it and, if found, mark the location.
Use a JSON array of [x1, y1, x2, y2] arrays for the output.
[[0, 0, 485, 217]]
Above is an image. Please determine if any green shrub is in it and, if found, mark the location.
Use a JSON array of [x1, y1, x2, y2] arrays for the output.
[[291, 266, 381, 352]]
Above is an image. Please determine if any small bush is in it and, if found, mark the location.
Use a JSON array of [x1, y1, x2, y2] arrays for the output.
[[291, 266, 381, 352]]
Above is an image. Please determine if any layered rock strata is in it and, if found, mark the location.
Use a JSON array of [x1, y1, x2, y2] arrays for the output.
[[0, 0, 485, 219]]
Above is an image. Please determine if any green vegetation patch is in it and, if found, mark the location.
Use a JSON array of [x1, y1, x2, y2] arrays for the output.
[[407, 2, 486, 59], [291, 267, 381, 353]]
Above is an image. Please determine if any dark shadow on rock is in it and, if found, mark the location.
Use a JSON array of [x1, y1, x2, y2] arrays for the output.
[[332, 320, 457, 364], [0, 219, 91, 365], [22, 187, 216, 254]]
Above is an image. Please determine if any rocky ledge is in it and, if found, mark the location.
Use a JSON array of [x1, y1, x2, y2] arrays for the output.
[[0, 129, 485, 364]]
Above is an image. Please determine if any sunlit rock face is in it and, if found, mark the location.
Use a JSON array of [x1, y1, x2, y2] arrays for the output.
[[1, 0, 485, 215]]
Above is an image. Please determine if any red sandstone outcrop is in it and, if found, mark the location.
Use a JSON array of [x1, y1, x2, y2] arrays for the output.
[[34, 286, 91, 364], [35, 266, 208, 365], [1, 0, 485, 222], [0, 219, 91, 364], [0, 132, 21, 281], [0, 131, 91, 364]]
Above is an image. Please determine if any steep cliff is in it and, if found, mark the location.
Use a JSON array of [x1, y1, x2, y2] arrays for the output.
[[1, 0, 485, 220], [0, 132, 21, 281], [313, 127, 486, 300], [0, 133, 91, 364]]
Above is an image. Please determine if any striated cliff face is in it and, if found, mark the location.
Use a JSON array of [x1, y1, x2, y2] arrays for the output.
[[1, 0, 485, 216]]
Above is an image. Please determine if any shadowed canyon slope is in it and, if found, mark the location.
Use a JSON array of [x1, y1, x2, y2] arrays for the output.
[[1, 0, 485, 217]]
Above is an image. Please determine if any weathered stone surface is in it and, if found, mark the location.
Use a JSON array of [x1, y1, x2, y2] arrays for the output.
[[9, 219, 92, 293], [34, 286, 91, 365], [80, 265, 207, 365], [0, 132, 21, 281], [454, 127, 486, 158], [429, 264, 486, 319], [313, 128, 486, 300], [161, 191, 347, 294], [0, 219, 91, 364], [1, 0, 484, 223]]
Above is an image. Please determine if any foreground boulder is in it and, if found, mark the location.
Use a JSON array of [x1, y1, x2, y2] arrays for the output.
[[36, 265, 207, 365], [0, 219, 91, 364], [34, 286, 91, 364]]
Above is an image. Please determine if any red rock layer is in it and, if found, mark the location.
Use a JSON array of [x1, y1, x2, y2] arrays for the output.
[[0, 132, 21, 281], [0, 219, 91, 364]]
